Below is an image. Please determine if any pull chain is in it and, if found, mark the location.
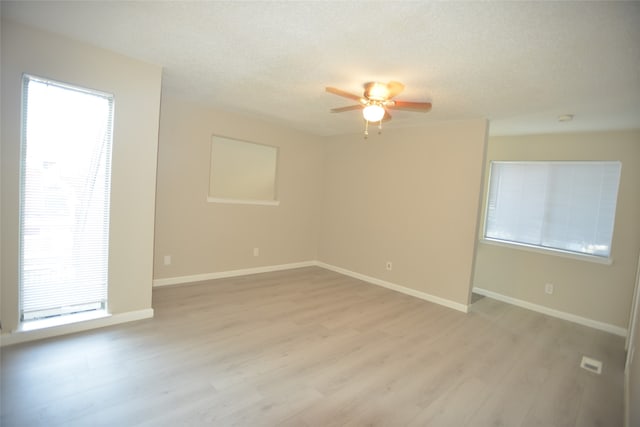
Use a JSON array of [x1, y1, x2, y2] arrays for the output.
[[363, 116, 384, 138]]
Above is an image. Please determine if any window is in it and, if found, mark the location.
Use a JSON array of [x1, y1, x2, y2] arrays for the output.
[[208, 135, 279, 205], [19, 75, 114, 323], [484, 161, 621, 259]]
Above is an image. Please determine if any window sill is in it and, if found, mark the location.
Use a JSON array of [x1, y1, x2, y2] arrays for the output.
[[207, 197, 280, 206], [480, 238, 613, 266], [19, 310, 111, 332]]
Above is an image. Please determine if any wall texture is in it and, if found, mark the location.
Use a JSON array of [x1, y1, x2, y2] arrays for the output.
[[153, 97, 324, 280], [318, 120, 489, 308], [1, 21, 162, 332], [473, 131, 640, 329]]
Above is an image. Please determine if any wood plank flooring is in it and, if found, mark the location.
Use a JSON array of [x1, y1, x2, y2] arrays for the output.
[[0, 267, 625, 426]]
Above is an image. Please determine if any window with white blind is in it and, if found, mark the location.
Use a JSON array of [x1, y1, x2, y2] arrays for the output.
[[19, 75, 114, 323], [484, 161, 621, 260]]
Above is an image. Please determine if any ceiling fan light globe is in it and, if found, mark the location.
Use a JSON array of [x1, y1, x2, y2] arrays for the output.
[[363, 105, 385, 122]]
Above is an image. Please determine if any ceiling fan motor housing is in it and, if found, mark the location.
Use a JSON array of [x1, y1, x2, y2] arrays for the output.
[[364, 82, 389, 101]]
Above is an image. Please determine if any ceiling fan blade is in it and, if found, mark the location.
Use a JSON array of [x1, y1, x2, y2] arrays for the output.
[[325, 87, 363, 102], [386, 81, 405, 99], [389, 100, 432, 112], [330, 105, 363, 113], [382, 110, 392, 122]]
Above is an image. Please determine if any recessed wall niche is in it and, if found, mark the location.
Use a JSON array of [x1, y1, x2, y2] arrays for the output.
[[208, 135, 279, 206]]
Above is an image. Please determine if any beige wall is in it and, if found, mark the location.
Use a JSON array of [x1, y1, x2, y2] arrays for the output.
[[1, 21, 162, 331], [153, 97, 324, 279], [155, 108, 488, 308], [473, 131, 640, 328], [318, 120, 489, 307]]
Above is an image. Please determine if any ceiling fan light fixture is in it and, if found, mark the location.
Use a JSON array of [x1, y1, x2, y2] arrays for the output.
[[326, 81, 431, 136], [362, 104, 385, 122]]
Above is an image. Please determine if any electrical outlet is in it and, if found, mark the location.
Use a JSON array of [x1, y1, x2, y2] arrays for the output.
[[386, 261, 393, 271], [545, 283, 554, 294], [163, 255, 171, 266], [253, 247, 259, 257]]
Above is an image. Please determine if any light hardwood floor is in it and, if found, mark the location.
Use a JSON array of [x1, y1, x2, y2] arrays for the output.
[[0, 267, 625, 426]]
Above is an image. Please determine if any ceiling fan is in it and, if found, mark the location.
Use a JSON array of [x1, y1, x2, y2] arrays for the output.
[[325, 81, 432, 137]]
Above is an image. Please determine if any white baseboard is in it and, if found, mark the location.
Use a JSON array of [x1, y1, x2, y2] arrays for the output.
[[0, 308, 154, 347], [154, 260, 469, 313], [473, 287, 627, 337], [317, 262, 469, 313], [152, 261, 318, 287]]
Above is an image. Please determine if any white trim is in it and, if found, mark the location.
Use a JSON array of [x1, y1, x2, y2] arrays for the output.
[[625, 252, 640, 349], [153, 261, 317, 287], [206, 197, 280, 206], [317, 262, 469, 313], [19, 309, 109, 331], [480, 238, 613, 266], [473, 287, 627, 337], [0, 308, 154, 347], [624, 252, 640, 427], [625, 348, 632, 427]]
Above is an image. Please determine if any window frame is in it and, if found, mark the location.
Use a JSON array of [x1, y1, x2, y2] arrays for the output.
[[481, 160, 621, 265], [18, 74, 114, 325]]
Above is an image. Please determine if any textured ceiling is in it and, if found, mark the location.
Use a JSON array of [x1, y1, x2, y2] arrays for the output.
[[2, 1, 639, 136]]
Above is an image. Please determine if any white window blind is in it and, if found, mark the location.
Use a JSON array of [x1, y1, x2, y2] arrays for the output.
[[485, 161, 621, 258], [19, 75, 114, 321]]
